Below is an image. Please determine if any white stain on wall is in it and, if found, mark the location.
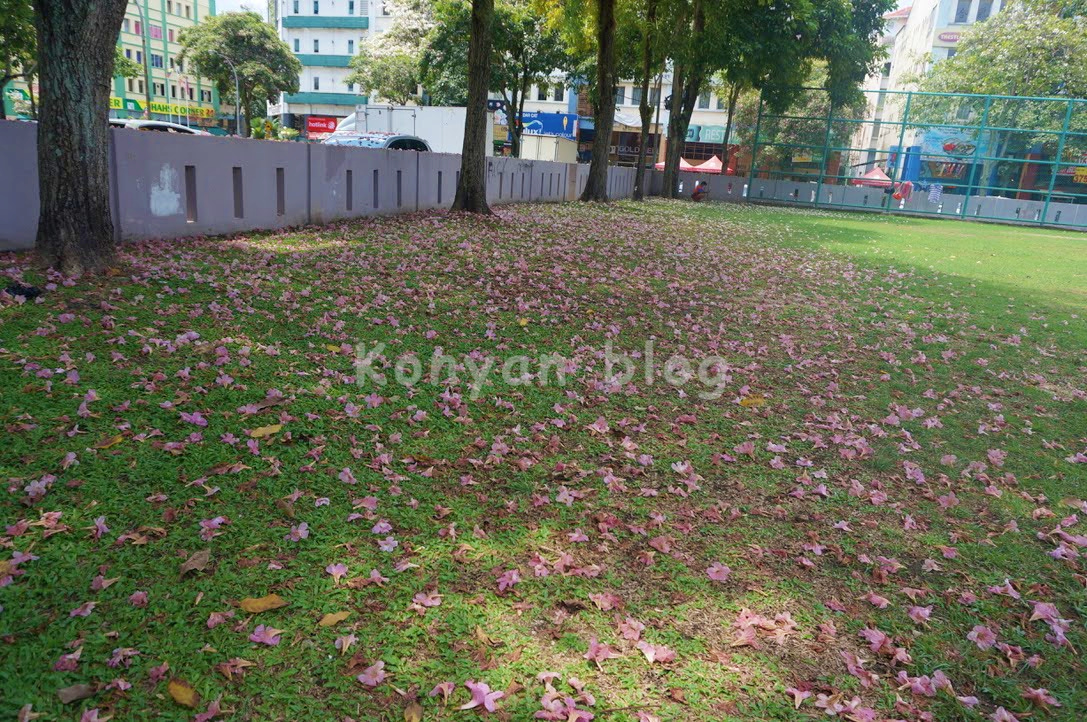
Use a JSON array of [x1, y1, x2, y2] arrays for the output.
[[150, 165, 182, 217]]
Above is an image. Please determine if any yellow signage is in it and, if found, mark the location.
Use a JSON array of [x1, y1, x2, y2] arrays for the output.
[[110, 96, 215, 118], [1073, 167, 1087, 184]]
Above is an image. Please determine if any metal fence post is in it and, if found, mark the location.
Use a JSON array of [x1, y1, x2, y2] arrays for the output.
[[960, 96, 991, 218], [814, 94, 835, 209], [1040, 99, 1075, 226], [887, 91, 912, 212]]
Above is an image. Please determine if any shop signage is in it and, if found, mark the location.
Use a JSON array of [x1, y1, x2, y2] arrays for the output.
[[109, 96, 215, 118], [306, 115, 339, 134], [937, 31, 961, 42]]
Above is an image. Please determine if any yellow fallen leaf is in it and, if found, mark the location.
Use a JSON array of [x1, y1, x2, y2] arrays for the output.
[[168, 679, 200, 708], [404, 701, 423, 722], [517, 317, 529, 327], [249, 424, 282, 439], [240, 593, 288, 613], [325, 344, 341, 353], [318, 610, 351, 627], [94, 434, 125, 449], [739, 395, 766, 408]]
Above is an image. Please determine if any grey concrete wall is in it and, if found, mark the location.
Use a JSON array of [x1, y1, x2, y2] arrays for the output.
[[0, 120, 644, 251], [0, 121, 41, 250]]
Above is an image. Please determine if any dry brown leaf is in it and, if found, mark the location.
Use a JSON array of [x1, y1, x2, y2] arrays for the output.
[[249, 424, 282, 439], [168, 679, 200, 708], [403, 701, 423, 722], [318, 610, 351, 627], [57, 684, 95, 704], [240, 593, 288, 613], [473, 625, 501, 647], [18, 703, 44, 722], [180, 549, 211, 576], [94, 434, 125, 449]]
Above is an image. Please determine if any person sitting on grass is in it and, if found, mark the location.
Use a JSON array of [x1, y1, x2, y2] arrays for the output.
[[691, 180, 709, 202]]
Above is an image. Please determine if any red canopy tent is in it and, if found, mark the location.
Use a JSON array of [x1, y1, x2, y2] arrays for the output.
[[695, 155, 724, 174], [851, 167, 892, 188], [654, 157, 698, 171]]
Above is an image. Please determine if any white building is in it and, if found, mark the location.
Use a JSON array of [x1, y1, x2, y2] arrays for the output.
[[857, 0, 1005, 161], [271, 0, 397, 128]]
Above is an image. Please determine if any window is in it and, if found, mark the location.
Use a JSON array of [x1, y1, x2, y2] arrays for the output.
[[553, 84, 563, 102], [168, 29, 174, 42], [136, 50, 143, 64], [169, 57, 176, 70], [313, 76, 320, 90], [127, 78, 134, 92], [882, 61, 891, 77], [946, 48, 958, 59], [954, 0, 971, 22], [201, 89, 212, 102], [348, 0, 355, 13], [123, 18, 130, 32], [167, 0, 173, 12], [150, 25, 162, 39], [188, 87, 194, 100], [537, 85, 547, 101], [171, 85, 177, 98], [314, 39, 319, 52], [698, 91, 710, 109], [177, 60, 184, 72], [649, 87, 660, 107], [294, 38, 300, 52], [151, 54, 164, 68], [717, 95, 725, 110], [125, 48, 132, 59], [348, 39, 354, 54], [382, 1, 392, 14], [975, 0, 993, 20], [293, 0, 299, 12], [614, 86, 625, 104], [347, 82, 354, 92], [154, 82, 165, 96], [134, 20, 142, 35], [185, 5, 190, 18], [138, 79, 144, 93], [631, 86, 642, 105], [313, 0, 319, 13]]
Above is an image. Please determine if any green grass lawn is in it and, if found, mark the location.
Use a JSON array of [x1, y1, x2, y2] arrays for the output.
[[1, 200, 1085, 721]]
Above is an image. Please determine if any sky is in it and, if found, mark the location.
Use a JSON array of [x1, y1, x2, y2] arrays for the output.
[[215, 0, 266, 18]]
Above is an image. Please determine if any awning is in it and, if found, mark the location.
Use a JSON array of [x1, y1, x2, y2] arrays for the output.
[[851, 167, 892, 187], [695, 155, 723, 174], [654, 157, 698, 171]]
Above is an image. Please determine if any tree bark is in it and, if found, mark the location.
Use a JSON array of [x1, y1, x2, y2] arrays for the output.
[[452, 0, 493, 213], [580, 0, 617, 203], [34, 0, 128, 275], [632, 0, 658, 201], [721, 83, 741, 169], [661, 63, 685, 199], [661, 1, 704, 198]]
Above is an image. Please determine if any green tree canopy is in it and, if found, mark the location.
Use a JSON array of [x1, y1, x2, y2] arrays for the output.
[[1, 0, 37, 119], [178, 11, 300, 136]]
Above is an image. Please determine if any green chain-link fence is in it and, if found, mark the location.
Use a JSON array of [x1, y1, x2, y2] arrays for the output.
[[748, 87, 1087, 229]]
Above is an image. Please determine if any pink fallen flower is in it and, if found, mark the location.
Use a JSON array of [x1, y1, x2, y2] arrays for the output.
[[497, 568, 521, 592], [706, 562, 732, 582], [378, 536, 399, 552], [619, 617, 645, 641], [583, 637, 621, 667], [128, 591, 148, 607], [285, 522, 309, 541], [70, 601, 96, 617], [249, 624, 282, 646], [326, 563, 349, 583], [460, 679, 505, 712], [967, 624, 997, 650], [429, 681, 455, 704], [356, 660, 386, 687]]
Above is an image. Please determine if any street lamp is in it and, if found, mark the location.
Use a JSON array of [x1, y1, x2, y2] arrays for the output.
[[128, 0, 154, 118], [214, 52, 242, 135]]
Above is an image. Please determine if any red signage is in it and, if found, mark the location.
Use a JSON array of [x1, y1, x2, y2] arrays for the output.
[[306, 116, 339, 134], [937, 31, 961, 42]]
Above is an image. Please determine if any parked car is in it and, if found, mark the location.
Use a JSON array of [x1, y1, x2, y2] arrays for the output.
[[109, 118, 210, 135], [323, 132, 431, 152]]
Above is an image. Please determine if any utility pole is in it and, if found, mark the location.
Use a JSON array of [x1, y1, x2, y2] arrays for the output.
[[215, 52, 242, 135], [129, 0, 154, 118]]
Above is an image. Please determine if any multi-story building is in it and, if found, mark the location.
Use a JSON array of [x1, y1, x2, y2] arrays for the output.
[[271, 0, 389, 130], [520, 74, 744, 168], [857, 0, 1005, 163], [3, 0, 221, 128], [114, 0, 221, 128]]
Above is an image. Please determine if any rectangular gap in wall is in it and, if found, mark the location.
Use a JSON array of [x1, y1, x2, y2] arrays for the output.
[[346, 169, 353, 211], [520, 174, 525, 198], [549, 173, 553, 196], [396, 170, 402, 208], [184, 165, 197, 223], [276, 167, 285, 216], [498, 172, 503, 199], [373, 169, 379, 209], [232, 167, 244, 219], [437, 171, 442, 204]]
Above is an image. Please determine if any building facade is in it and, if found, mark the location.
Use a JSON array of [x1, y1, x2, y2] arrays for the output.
[[271, 0, 390, 129], [3, 0, 222, 127]]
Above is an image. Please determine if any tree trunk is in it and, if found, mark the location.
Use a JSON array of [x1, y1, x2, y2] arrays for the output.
[[721, 83, 741, 169], [34, 0, 128, 275], [452, 0, 493, 214], [662, 63, 685, 198], [661, 1, 704, 198], [580, 0, 617, 202], [633, 0, 658, 201], [513, 72, 529, 159], [240, 88, 253, 138]]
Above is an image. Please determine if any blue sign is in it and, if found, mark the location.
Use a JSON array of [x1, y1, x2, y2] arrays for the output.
[[520, 111, 578, 141]]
